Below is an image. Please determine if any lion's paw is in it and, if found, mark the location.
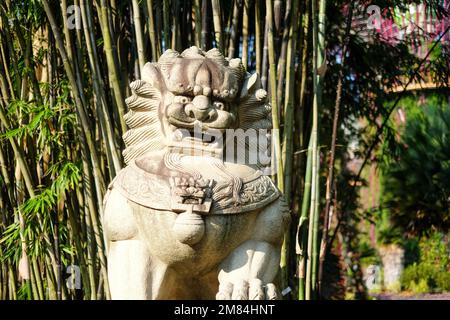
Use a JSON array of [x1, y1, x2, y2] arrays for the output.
[[216, 279, 278, 300]]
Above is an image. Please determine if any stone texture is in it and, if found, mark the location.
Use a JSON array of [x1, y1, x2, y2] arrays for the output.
[[102, 47, 290, 300]]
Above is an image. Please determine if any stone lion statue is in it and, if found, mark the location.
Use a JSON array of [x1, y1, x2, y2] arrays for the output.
[[103, 46, 290, 299]]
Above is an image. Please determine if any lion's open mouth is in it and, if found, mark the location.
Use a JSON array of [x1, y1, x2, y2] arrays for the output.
[[167, 116, 226, 131], [166, 110, 236, 155], [166, 122, 225, 156]]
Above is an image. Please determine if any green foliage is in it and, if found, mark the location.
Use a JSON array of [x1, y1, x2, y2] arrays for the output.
[[0, 222, 21, 262], [401, 232, 450, 293], [358, 240, 380, 266], [379, 94, 450, 236], [406, 277, 429, 294], [403, 238, 420, 266], [375, 208, 404, 245], [6, 0, 45, 28], [0, 160, 81, 263], [377, 227, 404, 245], [1, 100, 56, 141]]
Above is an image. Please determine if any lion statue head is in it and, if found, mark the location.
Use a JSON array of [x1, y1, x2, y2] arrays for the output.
[[122, 46, 272, 173]]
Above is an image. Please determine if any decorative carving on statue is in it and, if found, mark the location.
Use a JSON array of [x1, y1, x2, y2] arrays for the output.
[[103, 46, 290, 299]]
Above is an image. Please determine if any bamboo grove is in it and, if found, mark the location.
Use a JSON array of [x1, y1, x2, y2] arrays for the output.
[[0, 0, 448, 300]]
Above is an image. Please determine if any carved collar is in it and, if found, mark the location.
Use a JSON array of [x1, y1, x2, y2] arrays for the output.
[[109, 161, 280, 215]]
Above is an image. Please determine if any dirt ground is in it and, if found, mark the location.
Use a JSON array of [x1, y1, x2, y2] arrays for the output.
[[372, 293, 450, 300]]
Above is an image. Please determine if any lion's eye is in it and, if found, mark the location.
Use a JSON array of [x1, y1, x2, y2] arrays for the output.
[[175, 96, 190, 104], [214, 101, 225, 110]]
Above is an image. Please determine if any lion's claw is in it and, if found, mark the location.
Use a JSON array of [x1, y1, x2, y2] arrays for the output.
[[216, 279, 278, 300]]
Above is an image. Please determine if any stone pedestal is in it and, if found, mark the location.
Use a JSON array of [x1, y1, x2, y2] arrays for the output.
[[379, 244, 405, 292], [363, 264, 381, 292]]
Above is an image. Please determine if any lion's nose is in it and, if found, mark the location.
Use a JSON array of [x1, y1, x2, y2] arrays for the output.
[[184, 96, 216, 121]]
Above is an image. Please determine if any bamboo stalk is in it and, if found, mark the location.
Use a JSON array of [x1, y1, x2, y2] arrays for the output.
[[96, 0, 128, 135], [9, 267, 17, 300], [31, 259, 44, 300], [305, 0, 320, 300], [255, 1, 262, 74], [0, 32, 15, 100], [274, 0, 282, 33], [298, 3, 309, 151], [28, 258, 39, 300], [211, 0, 223, 50], [47, 38, 63, 300], [193, 0, 202, 48], [146, 0, 160, 60], [311, 148, 320, 297], [171, 1, 182, 51], [265, 0, 284, 192], [298, 137, 312, 300], [0, 57, 11, 103], [242, 0, 249, 69], [74, 0, 84, 65], [53, 207, 62, 300], [296, 4, 309, 300], [132, 0, 146, 72], [312, 0, 326, 299], [0, 257, 7, 299], [0, 249, 5, 299], [228, 0, 241, 58], [280, 0, 299, 297], [9, 19, 42, 104], [81, 179, 98, 300], [0, 9, 20, 98], [154, 1, 163, 56], [222, 0, 234, 56], [14, 165, 33, 300], [61, 0, 75, 70], [163, 0, 170, 50], [276, 0, 292, 111], [45, 256, 60, 299], [67, 192, 91, 299], [201, 0, 209, 49], [261, 21, 269, 90], [0, 250, 3, 299], [130, 8, 140, 85]]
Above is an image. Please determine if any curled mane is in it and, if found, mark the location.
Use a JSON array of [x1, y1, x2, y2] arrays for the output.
[[122, 78, 164, 164]]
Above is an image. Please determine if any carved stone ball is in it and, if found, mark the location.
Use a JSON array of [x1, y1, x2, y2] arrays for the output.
[[172, 211, 205, 245]]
